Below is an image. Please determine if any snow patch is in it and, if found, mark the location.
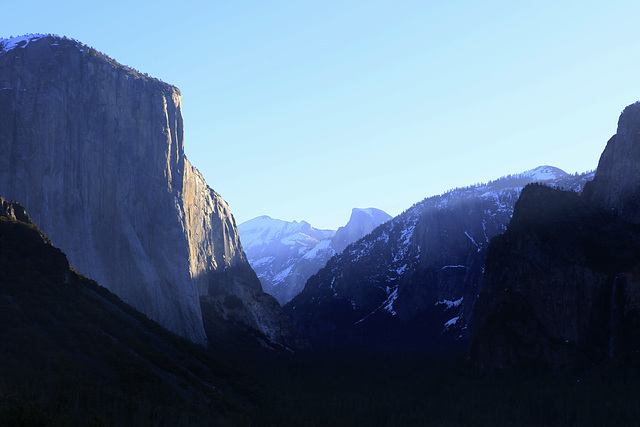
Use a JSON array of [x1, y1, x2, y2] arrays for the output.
[[464, 231, 481, 252], [0, 34, 46, 53], [252, 256, 274, 268], [400, 224, 415, 246], [518, 165, 566, 181], [354, 285, 400, 324], [396, 264, 408, 275], [281, 232, 319, 246], [272, 265, 293, 283], [328, 276, 339, 297], [481, 220, 489, 243], [444, 317, 459, 328], [302, 238, 334, 260], [239, 215, 334, 250], [436, 297, 463, 309], [383, 287, 399, 315]]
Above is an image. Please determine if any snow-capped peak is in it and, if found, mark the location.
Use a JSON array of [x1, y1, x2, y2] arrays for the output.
[[238, 208, 391, 305], [517, 165, 567, 181], [238, 215, 333, 250]]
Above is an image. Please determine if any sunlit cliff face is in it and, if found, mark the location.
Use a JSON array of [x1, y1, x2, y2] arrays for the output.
[[0, 35, 302, 350]]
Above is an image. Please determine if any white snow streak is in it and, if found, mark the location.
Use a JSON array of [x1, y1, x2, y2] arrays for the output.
[[436, 297, 463, 309], [0, 34, 45, 53], [464, 231, 481, 252], [444, 317, 459, 328]]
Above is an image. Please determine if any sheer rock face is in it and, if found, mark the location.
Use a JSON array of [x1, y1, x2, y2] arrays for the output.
[[330, 208, 392, 254], [0, 35, 297, 348], [470, 103, 640, 372], [469, 185, 640, 372], [584, 102, 640, 223]]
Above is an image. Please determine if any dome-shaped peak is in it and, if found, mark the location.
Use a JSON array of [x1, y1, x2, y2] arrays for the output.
[[518, 165, 567, 181], [349, 207, 393, 223]]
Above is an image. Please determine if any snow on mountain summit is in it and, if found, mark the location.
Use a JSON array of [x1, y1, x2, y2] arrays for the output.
[[517, 165, 568, 181], [0, 34, 46, 53], [285, 168, 595, 351], [238, 216, 336, 304], [239, 209, 391, 305], [239, 215, 332, 249], [239, 167, 575, 308]]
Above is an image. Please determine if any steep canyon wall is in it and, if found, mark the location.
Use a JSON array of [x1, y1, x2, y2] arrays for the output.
[[0, 35, 297, 348]]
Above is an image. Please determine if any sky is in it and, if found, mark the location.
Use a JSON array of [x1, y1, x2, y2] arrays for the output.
[[4, 1, 640, 229]]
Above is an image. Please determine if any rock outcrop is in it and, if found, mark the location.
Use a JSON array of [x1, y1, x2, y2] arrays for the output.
[[330, 208, 392, 254], [583, 102, 640, 222], [0, 34, 301, 350]]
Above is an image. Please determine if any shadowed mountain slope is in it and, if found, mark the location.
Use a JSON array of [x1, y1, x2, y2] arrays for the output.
[[0, 197, 252, 425], [471, 102, 640, 372], [285, 166, 593, 352]]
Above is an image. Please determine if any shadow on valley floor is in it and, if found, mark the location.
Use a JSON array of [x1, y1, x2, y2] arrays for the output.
[[2, 198, 640, 426], [245, 349, 640, 427]]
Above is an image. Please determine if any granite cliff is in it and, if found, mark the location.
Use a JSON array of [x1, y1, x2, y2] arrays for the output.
[[330, 208, 392, 254], [0, 34, 301, 350], [470, 103, 640, 372], [584, 102, 640, 221]]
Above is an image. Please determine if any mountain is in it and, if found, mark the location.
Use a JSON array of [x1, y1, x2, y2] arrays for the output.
[[239, 216, 335, 305], [584, 102, 640, 222], [239, 208, 392, 305], [470, 102, 640, 372], [0, 197, 249, 424], [284, 166, 593, 352], [331, 208, 393, 254], [0, 34, 301, 351]]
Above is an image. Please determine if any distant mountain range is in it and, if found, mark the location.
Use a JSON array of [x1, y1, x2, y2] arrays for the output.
[[239, 208, 391, 304], [284, 166, 594, 352]]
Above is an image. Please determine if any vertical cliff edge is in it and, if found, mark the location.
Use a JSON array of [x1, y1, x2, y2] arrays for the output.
[[0, 34, 301, 350]]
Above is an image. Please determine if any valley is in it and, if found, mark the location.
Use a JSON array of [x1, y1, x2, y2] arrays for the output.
[[2, 33, 640, 425]]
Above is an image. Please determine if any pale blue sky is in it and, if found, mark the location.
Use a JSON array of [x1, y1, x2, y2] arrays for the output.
[[4, 1, 640, 229]]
